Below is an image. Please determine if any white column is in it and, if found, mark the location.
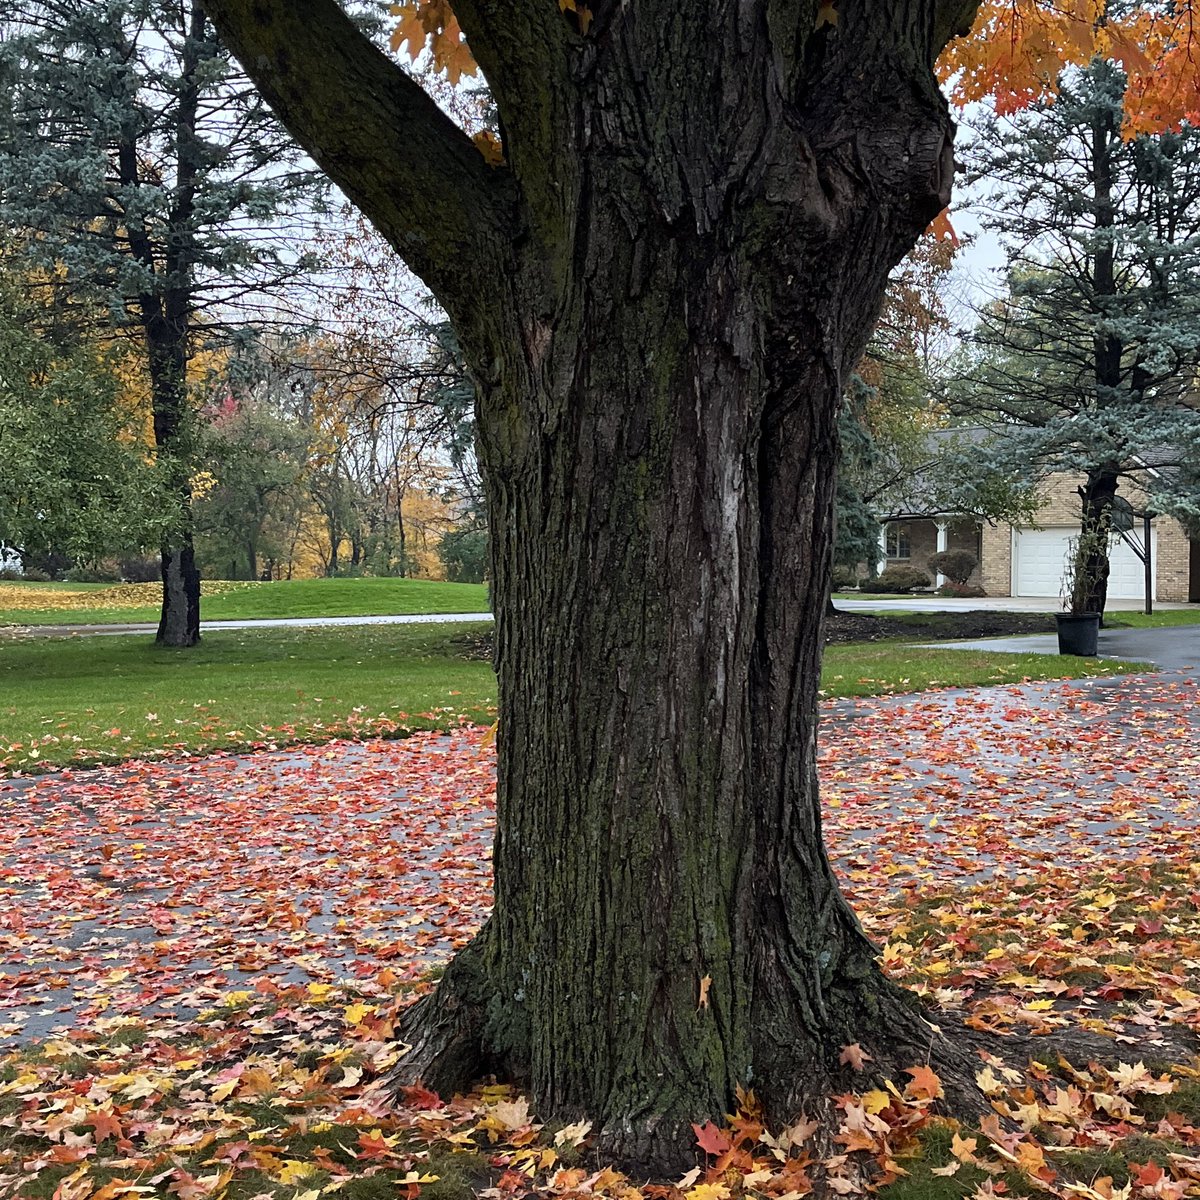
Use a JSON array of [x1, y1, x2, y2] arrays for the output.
[[877, 524, 889, 577], [935, 521, 949, 586]]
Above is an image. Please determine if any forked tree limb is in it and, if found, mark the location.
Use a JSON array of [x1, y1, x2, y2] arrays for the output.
[[933, 0, 982, 55], [199, 0, 517, 340], [448, 0, 578, 264]]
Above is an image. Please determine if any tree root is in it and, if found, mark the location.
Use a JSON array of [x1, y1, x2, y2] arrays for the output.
[[389, 941, 503, 1099], [386, 953, 1197, 1176]]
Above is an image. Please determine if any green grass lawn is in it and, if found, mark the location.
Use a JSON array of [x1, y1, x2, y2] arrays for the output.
[[1106, 607, 1200, 627], [0, 576, 490, 626], [0, 623, 497, 770], [0, 625, 1144, 772], [820, 642, 1140, 698]]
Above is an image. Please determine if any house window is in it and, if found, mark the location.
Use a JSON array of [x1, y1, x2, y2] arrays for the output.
[[887, 526, 911, 559]]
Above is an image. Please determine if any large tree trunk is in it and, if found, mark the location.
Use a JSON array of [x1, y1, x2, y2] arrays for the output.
[[394, 19, 973, 1174], [200, 0, 984, 1173]]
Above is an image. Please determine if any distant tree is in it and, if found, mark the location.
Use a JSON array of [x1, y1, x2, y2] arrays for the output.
[[0, 0, 325, 642], [193, 387, 308, 580], [438, 521, 487, 583], [0, 264, 164, 567], [952, 59, 1200, 615], [833, 234, 1033, 576]]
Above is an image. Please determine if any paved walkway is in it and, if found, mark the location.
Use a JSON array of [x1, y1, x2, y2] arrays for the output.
[[0, 611, 495, 638], [836, 595, 1196, 614], [930, 622, 1200, 670], [2, 668, 1197, 1047], [4, 599, 1194, 637]]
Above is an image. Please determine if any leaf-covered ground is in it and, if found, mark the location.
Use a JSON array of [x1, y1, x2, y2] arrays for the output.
[[3, 671, 1200, 1199]]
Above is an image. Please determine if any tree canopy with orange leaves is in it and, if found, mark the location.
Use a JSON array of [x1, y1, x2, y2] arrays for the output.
[[942, 0, 1198, 132], [200, 0, 1200, 1171], [390, 0, 1198, 133]]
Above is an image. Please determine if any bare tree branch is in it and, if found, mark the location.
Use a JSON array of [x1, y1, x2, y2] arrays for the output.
[[199, 0, 517, 338]]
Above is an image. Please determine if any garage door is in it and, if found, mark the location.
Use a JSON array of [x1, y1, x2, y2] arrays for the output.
[[1013, 527, 1156, 600]]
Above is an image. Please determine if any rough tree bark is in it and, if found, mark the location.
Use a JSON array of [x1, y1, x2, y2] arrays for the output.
[[202, 0, 983, 1170], [118, 0, 209, 647], [146, 301, 201, 647], [1078, 469, 1118, 618], [1078, 105, 1122, 622]]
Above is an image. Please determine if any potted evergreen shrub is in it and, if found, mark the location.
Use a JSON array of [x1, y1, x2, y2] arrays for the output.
[[1056, 524, 1106, 656]]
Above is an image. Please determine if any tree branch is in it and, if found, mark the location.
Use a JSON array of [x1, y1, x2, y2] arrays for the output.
[[932, 0, 980, 56], [448, 0, 576, 261], [199, 0, 515, 340]]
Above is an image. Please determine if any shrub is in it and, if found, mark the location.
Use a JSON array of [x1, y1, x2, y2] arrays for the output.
[[938, 581, 986, 598], [927, 549, 978, 585], [65, 562, 122, 583], [118, 554, 160, 583], [440, 526, 488, 584], [860, 564, 931, 593], [830, 563, 858, 590]]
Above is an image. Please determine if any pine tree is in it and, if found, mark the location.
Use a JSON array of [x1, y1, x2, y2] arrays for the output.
[[952, 59, 1200, 615], [0, 0, 325, 643]]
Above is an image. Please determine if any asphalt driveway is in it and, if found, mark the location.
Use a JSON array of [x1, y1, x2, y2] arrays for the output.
[[930, 621, 1200, 670]]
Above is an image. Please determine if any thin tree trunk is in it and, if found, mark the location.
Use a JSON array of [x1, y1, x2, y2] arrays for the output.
[[146, 307, 201, 647], [327, 524, 339, 576], [1079, 468, 1118, 618], [118, 0, 207, 647], [396, 495, 407, 578], [1082, 108, 1121, 623]]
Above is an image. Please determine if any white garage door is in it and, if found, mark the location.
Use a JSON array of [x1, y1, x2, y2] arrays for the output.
[[1013, 527, 1156, 601]]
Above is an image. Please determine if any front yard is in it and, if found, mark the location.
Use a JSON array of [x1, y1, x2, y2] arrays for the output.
[[0, 623, 1142, 772]]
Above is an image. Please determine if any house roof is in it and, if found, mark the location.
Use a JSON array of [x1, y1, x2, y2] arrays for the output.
[[876, 425, 995, 522]]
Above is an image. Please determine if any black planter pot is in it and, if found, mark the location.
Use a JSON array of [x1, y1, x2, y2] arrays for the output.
[[1056, 611, 1100, 656]]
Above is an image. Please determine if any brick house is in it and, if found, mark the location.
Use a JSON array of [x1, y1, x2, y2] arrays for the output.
[[879, 471, 1200, 603]]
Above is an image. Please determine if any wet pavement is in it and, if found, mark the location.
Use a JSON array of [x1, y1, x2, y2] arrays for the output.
[[2, 668, 1198, 1047], [928, 622, 1200, 670], [0, 734, 496, 1045], [836, 597, 1196, 614]]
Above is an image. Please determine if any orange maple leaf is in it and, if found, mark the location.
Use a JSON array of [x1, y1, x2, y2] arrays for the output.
[[904, 1064, 945, 1100]]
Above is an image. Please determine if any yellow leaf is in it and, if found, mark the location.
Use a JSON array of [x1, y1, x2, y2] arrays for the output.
[[274, 1159, 317, 1185], [686, 1187, 732, 1200], [344, 1002, 373, 1026]]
